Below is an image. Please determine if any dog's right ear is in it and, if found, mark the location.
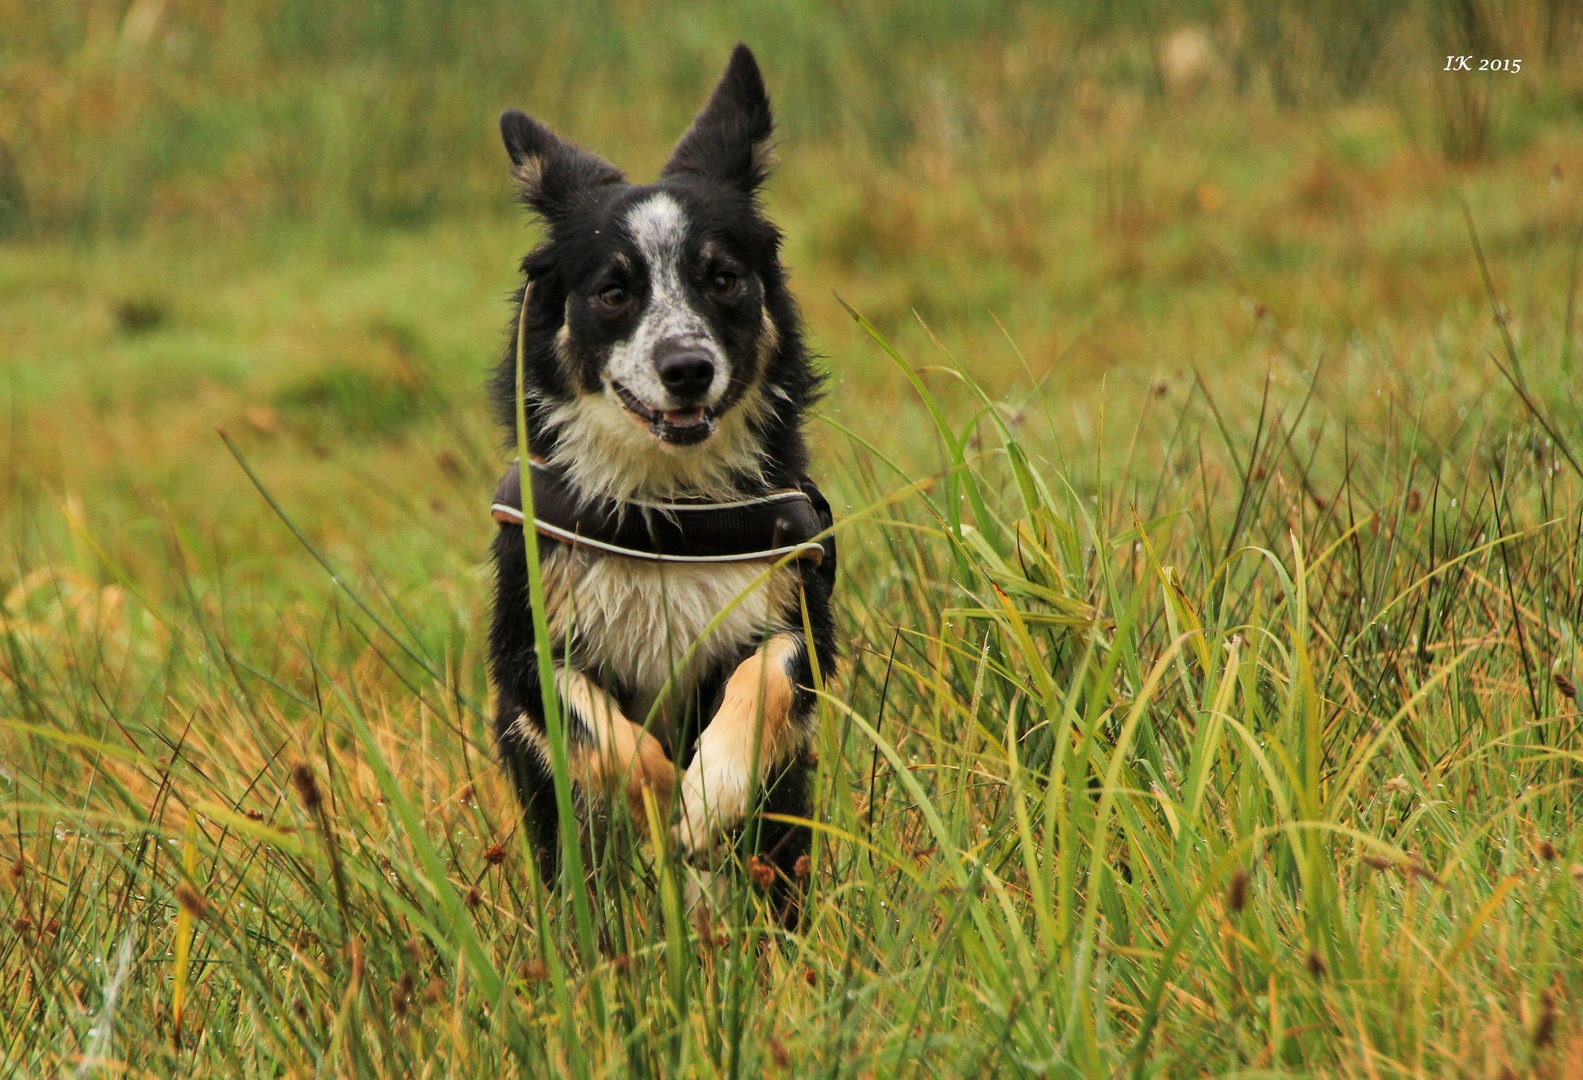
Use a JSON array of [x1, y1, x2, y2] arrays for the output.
[[500, 110, 623, 218]]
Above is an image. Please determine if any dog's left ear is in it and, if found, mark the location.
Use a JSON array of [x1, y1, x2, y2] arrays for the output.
[[662, 44, 775, 193]]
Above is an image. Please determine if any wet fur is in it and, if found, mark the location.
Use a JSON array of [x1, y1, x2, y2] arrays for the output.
[[487, 45, 836, 910]]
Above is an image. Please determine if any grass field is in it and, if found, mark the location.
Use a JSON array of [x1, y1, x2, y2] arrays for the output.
[[6, 2, 1583, 1076]]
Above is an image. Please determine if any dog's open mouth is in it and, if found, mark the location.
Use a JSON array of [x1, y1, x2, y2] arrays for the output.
[[613, 383, 718, 447]]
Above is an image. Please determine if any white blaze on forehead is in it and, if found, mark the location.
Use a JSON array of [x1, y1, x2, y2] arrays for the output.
[[604, 193, 730, 410], [627, 193, 687, 272]]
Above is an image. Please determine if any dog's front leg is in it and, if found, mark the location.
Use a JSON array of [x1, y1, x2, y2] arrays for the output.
[[675, 633, 810, 863], [555, 667, 675, 828]]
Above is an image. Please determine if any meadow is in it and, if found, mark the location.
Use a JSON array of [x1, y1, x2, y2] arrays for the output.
[[5, 2, 1583, 1075]]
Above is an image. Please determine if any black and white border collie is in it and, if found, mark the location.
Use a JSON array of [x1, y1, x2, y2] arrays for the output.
[[487, 46, 836, 896]]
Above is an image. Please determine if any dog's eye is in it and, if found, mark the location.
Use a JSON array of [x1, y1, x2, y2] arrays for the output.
[[596, 284, 627, 309], [709, 271, 740, 298]]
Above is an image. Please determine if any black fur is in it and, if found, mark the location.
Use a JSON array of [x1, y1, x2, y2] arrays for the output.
[[486, 45, 836, 916]]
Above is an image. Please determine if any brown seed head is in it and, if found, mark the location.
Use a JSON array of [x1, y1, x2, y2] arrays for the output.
[[768, 1035, 791, 1068], [175, 882, 209, 921], [422, 978, 445, 1005], [483, 842, 506, 866], [464, 886, 483, 909], [1533, 988, 1557, 1048], [804, 968, 817, 987], [244, 809, 265, 822], [1226, 868, 1249, 913], [746, 856, 776, 889], [1554, 672, 1577, 701], [13, 916, 33, 935], [1362, 853, 1393, 871], [458, 784, 476, 805], [290, 763, 322, 812], [793, 854, 811, 881], [611, 953, 630, 973], [43, 918, 59, 936], [393, 972, 415, 1018], [693, 904, 717, 950], [9, 854, 23, 880], [1305, 950, 1325, 978], [520, 959, 548, 983], [1537, 839, 1558, 862]]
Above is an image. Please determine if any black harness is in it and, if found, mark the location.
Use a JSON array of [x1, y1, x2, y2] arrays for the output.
[[491, 458, 835, 567]]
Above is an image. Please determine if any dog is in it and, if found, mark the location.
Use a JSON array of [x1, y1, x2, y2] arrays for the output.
[[486, 45, 836, 903]]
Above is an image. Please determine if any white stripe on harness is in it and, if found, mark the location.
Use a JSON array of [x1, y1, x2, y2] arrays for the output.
[[491, 503, 826, 564]]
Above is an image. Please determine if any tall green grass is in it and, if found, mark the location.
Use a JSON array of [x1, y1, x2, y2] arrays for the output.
[[4, 261, 1581, 1073]]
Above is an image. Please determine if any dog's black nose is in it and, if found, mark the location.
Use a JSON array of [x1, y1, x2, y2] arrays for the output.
[[656, 350, 715, 400]]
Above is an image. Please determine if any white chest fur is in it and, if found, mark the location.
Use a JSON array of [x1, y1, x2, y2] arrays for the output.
[[550, 553, 795, 730]]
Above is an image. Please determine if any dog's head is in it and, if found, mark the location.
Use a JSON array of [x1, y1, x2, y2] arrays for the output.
[[497, 45, 816, 502]]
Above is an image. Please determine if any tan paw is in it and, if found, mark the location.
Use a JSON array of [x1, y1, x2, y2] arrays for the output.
[[673, 753, 749, 866]]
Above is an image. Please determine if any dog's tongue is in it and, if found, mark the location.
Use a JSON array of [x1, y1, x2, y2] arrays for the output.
[[661, 408, 706, 427]]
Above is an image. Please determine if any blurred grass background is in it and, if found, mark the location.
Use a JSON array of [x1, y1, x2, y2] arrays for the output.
[[6, 1, 1583, 1076]]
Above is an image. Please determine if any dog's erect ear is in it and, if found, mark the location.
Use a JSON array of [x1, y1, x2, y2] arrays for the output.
[[500, 110, 623, 217], [662, 44, 775, 192]]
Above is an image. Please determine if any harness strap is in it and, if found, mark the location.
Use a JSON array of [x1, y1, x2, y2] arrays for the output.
[[491, 459, 832, 566]]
